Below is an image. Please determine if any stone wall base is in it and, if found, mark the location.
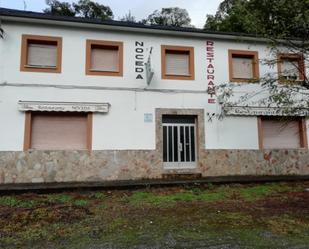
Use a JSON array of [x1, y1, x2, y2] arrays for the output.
[[0, 149, 309, 188]]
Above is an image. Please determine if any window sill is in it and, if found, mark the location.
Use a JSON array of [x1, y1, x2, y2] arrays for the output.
[[86, 69, 123, 77], [230, 78, 259, 83], [21, 65, 61, 73], [25, 65, 57, 69], [162, 74, 194, 80], [89, 69, 120, 73]]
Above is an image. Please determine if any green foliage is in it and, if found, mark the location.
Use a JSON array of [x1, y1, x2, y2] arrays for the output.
[[0, 183, 308, 248], [46, 194, 73, 204], [44, 0, 113, 20], [238, 183, 296, 201], [239, 185, 275, 201], [127, 189, 227, 205], [143, 7, 192, 27], [73, 199, 89, 206], [44, 0, 76, 16], [119, 11, 137, 23], [92, 192, 106, 199], [73, 0, 113, 20], [0, 196, 37, 208], [204, 0, 309, 39]]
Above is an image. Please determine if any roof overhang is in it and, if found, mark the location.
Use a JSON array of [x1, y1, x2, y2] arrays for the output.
[[0, 9, 274, 43]]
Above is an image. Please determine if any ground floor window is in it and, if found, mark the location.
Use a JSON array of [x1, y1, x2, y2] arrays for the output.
[[24, 112, 92, 150], [258, 117, 308, 149]]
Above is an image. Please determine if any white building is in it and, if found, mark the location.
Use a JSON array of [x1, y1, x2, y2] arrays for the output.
[[0, 8, 308, 187]]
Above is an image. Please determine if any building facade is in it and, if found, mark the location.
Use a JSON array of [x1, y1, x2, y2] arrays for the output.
[[0, 8, 308, 186]]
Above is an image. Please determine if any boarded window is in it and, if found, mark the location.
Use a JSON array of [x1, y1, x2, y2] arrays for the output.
[[20, 35, 62, 73], [27, 42, 57, 68], [280, 58, 300, 81], [261, 119, 301, 149], [228, 50, 259, 82], [232, 57, 254, 79], [165, 51, 190, 76], [86, 40, 123, 76], [90, 46, 119, 72], [30, 113, 88, 150], [161, 45, 194, 80]]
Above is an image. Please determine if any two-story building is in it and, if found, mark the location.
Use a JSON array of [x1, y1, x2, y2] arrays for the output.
[[0, 8, 308, 187]]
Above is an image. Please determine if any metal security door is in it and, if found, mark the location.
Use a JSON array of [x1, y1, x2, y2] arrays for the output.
[[163, 116, 197, 169]]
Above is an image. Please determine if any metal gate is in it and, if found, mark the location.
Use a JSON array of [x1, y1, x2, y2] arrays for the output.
[[162, 115, 197, 169]]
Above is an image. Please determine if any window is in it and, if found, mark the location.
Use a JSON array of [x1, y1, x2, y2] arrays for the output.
[[278, 53, 305, 83], [161, 45, 195, 80], [258, 117, 308, 149], [24, 112, 92, 151], [228, 50, 259, 82], [86, 40, 123, 76], [20, 35, 62, 73]]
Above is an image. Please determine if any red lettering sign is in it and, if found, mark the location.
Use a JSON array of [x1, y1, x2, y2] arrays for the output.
[[206, 41, 216, 104]]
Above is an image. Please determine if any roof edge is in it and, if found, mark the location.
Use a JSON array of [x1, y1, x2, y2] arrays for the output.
[[0, 7, 284, 43]]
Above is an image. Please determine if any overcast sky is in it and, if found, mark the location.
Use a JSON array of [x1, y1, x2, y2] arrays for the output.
[[0, 0, 222, 28]]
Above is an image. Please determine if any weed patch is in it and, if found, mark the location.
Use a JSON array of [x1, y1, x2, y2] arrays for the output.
[[0, 196, 37, 208]]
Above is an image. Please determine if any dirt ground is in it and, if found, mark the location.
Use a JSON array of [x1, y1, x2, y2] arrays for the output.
[[0, 181, 309, 249]]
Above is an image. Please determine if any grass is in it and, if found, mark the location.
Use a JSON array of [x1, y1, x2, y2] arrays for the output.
[[238, 183, 296, 201], [126, 183, 294, 205], [0, 196, 38, 208], [0, 181, 308, 249], [45, 194, 73, 204]]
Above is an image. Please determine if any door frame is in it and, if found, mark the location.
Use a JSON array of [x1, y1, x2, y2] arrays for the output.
[[155, 108, 205, 171]]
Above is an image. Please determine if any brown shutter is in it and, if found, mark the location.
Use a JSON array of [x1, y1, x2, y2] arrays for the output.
[[31, 113, 88, 150], [232, 57, 253, 79], [27, 43, 57, 68], [281, 59, 299, 80], [90, 47, 119, 72], [165, 52, 190, 76], [262, 119, 301, 149]]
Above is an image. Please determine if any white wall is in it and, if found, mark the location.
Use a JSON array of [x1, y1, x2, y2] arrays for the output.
[[0, 21, 307, 151]]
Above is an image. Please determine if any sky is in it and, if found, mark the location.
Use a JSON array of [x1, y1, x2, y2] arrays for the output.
[[0, 0, 222, 28]]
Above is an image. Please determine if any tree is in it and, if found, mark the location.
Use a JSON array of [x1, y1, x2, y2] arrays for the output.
[[119, 11, 137, 23], [43, 0, 76, 16], [211, 0, 309, 117], [44, 0, 113, 20], [204, 0, 309, 39], [144, 7, 192, 27], [73, 0, 113, 20]]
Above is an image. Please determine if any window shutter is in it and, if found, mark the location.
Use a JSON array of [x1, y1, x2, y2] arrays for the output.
[[232, 57, 253, 79], [27, 43, 57, 67], [91, 48, 119, 72], [262, 119, 301, 149], [165, 52, 190, 76], [31, 113, 88, 150], [281, 59, 299, 80]]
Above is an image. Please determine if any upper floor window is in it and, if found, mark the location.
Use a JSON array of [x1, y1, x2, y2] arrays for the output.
[[228, 50, 259, 82], [86, 40, 123, 77], [161, 45, 195, 80], [20, 35, 62, 73], [278, 53, 305, 83]]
